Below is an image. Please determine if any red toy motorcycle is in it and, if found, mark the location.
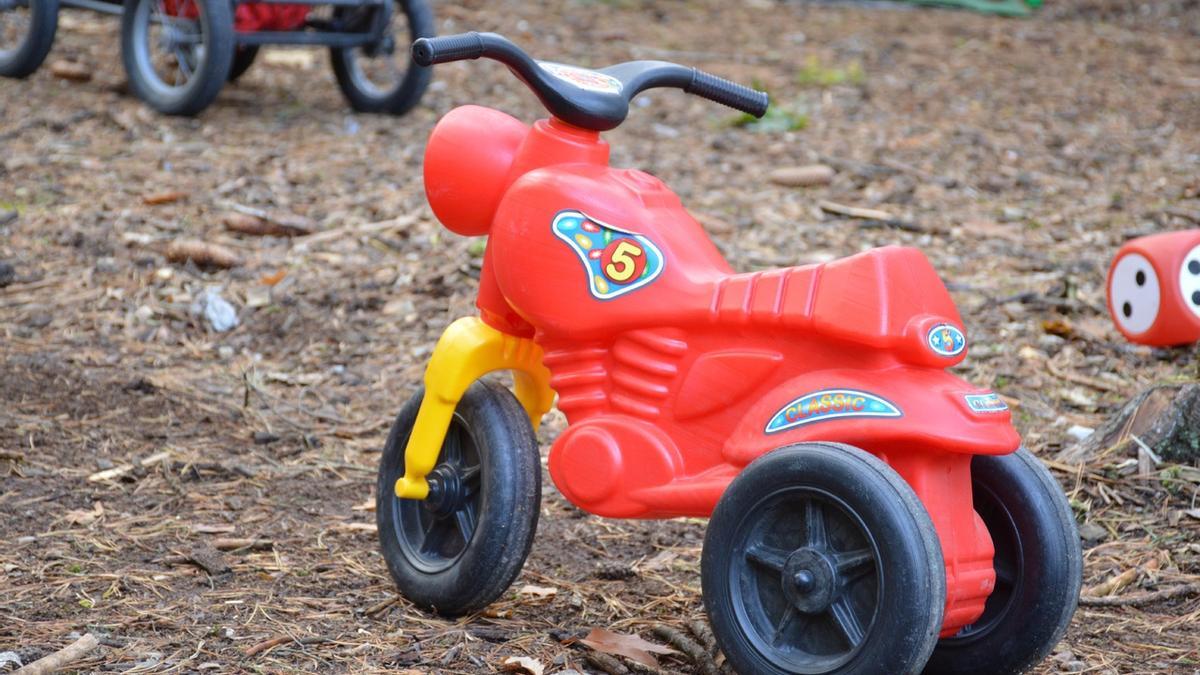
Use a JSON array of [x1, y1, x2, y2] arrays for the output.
[[375, 32, 1082, 675]]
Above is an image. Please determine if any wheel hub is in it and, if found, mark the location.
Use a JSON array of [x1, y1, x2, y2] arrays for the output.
[[782, 548, 838, 613], [423, 464, 467, 517], [158, 27, 187, 52]]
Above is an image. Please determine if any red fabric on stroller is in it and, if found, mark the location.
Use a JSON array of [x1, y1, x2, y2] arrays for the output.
[[162, 0, 310, 32]]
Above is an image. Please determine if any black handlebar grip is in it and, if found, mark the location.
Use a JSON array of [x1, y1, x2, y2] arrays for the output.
[[411, 33, 486, 67], [685, 70, 769, 118]]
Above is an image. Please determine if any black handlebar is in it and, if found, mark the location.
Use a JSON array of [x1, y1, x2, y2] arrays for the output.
[[411, 32, 486, 64], [687, 70, 768, 120], [412, 32, 768, 131]]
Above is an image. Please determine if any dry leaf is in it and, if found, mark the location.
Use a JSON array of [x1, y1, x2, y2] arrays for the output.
[[223, 212, 311, 237], [260, 269, 287, 286], [818, 200, 892, 221], [958, 219, 1022, 243], [64, 502, 104, 525], [693, 212, 735, 235], [245, 286, 271, 309], [579, 628, 678, 668], [635, 549, 679, 572], [263, 49, 316, 69], [265, 371, 323, 386], [1042, 318, 1074, 338], [889, 130, 941, 150], [49, 60, 92, 82], [768, 164, 834, 187], [516, 584, 557, 599], [87, 465, 132, 482], [501, 656, 545, 675], [143, 191, 188, 206], [192, 523, 236, 534], [165, 240, 241, 269]]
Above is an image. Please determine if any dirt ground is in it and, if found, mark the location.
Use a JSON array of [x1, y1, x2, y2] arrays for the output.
[[3, 0, 1200, 672]]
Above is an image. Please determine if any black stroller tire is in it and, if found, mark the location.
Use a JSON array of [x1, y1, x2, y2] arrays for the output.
[[0, 0, 58, 78], [120, 0, 233, 115], [376, 380, 541, 616], [329, 0, 433, 115], [923, 448, 1082, 675], [703, 442, 946, 675], [227, 44, 257, 82]]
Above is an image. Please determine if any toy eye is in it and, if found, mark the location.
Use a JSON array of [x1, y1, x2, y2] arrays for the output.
[[1109, 253, 1160, 335], [1179, 245, 1200, 319]]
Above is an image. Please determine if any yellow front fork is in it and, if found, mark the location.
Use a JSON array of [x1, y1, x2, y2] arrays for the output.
[[393, 316, 555, 500]]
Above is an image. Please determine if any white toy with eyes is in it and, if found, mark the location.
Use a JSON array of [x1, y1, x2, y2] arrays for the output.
[[1106, 231, 1200, 346], [1178, 245, 1200, 320]]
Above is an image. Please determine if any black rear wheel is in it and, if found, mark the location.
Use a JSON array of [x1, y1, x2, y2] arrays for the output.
[[0, 0, 57, 78], [329, 0, 432, 115], [377, 380, 541, 615], [703, 442, 946, 675], [923, 448, 1082, 675]]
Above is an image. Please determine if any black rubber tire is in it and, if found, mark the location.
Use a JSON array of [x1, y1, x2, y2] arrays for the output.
[[0, 0, 58, 78], [703, 442, 946, 675], [377, 380, 541, 616], [329, 0, 433, 115], [226, 45, 257, 82], [119, 0, 234, 115], [923, 448, 1082, 675]]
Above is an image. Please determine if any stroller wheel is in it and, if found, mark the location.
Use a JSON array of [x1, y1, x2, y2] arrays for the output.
[[329, 0, 432, 115], [120, 0, 233, 115], [0, 0, 58, 78]]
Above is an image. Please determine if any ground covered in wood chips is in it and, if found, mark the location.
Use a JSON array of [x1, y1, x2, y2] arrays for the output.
[[3, 0, 1200, 672]]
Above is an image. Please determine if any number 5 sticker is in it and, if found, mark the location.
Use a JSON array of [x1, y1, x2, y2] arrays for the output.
[[552, 210, 665, 300], [602, 239, 647, 283]]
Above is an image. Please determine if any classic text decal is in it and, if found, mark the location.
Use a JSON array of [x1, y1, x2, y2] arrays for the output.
[[964, 392, 1008, 414], [765, 389, 902, 434]]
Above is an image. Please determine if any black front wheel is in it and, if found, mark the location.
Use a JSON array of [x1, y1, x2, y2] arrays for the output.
[[923, 448, 1082, 675], [329, 0, 433, 115], [703, 442, 946, 675], [0, 0, 57, 78], [377, 380, 541, 615], [120, 0, 233, 115]]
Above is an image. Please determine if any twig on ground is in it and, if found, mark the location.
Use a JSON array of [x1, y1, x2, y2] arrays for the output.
[[651, 625, 717, 675], [243, 635, 332, 658], [686, 620, 716, 653], [818, 200, 924, 232], [1164, 207, 1200, 225], [294, 213, 420, 249], [1045, 359, 1125, 394], [1083, 568, 1140, 597], [362, 595, 400, 617], [14, 634, 99, 675], [584, 652, 631, 675], [1080, 583, 1200, 607]]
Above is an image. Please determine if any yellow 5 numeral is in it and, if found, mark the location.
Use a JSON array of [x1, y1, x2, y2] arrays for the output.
[[604, 241, 643, 283]]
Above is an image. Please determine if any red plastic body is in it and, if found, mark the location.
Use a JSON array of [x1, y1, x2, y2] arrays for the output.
[[424, 106, 1022, 635], [1106, 229, 1200, 346]]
